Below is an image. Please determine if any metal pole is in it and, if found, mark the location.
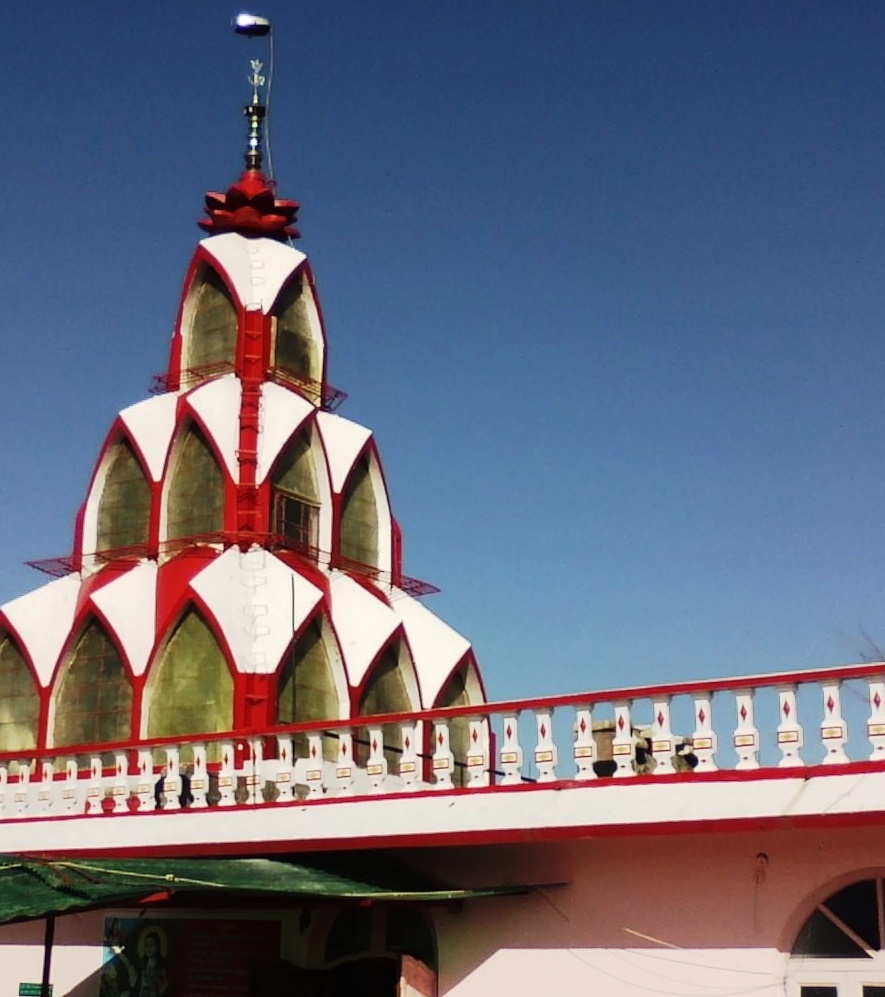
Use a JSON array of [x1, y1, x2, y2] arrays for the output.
[[40, 914, 55, 997]]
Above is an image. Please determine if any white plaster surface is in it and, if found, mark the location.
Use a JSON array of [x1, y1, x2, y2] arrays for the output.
[[189, 548, 322, 674], [201, 234, 306, 312], [395, 594, 471, 707], [327, 572, 399, 688], [119, 393, 179, 481], [256, 382, 315, 483], [315, 412, 372, 493], [90, 561, 158, 677], [0, 574, 81, 685], [186, 374, 242, 480]]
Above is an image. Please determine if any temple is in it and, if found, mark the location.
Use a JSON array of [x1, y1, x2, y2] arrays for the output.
[[1, 22, 885, 997]]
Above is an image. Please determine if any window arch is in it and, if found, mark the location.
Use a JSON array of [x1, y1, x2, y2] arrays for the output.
[[96, 438, 151, 551], [340, 454, 378, 568], [146, 609, 233, 739], [271, 433, 320, 553], [0, 634, 38, 752], [53, 621, 132, 747], [435, 664, 476, 788], [790, 877, 885, 996], [277, 618, 340, 761], [358, 644, 416, 770], [165, 424, 224, 540], [185, 267, 238, 371], [272, 276, 320, 382]]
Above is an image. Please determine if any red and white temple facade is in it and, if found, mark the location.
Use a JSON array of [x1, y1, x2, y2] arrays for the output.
[[1, 32, 884, 997]]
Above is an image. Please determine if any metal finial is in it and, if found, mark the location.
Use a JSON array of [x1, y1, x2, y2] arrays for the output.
[[248, 59, 266, 105], [244, 59, 267, 171]]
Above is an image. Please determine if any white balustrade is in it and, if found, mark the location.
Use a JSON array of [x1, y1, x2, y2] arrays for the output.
[[868, 678, 885, 760], [776, 686, 803, 767], [612, 701, 634, 777], [573, 706, 596, 780], [534, 710, 558, 782], [820, 682, 848, 764], [85, 756, 102, 814], [467, 717, 491, 788], [366, 725, 387, 793], [36, 760, 53, 814], [190, 744, 209, 808], [305, 734, 324, 798], [274, 735, 296, 802], [135, 750, 155, 812], [734, 691, 760, 770], [499, 714, 523, 785], [216, 741, 237, 807], [691, 693, 717, 771], [432, 721, 455, 789], [398, 723, 418, 791], [162, 748, 181, 810], [112, 753, 129, 813], [336, 731, 355, 795], [62, 758, 80, 813], [651, 696, 675, 775]]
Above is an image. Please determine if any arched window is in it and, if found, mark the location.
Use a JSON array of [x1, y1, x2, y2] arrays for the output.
[[146, 609, 233, 739], [96, 439, 151, 551], [271, 434, 320, 553], [436, 666, 473, 788], [0, 635, 38, 752], [165, 425, 224, 540], [185, 267, 238, 371], [340, 455, 378, 568], [358, 645, 414, 770], [790, 877, 885, 996], [277, 619, 339, 761], [272, 277, 320, 382], [53, 621, 132, 747]]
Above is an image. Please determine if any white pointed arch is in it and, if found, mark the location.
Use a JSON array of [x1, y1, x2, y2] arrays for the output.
[[267, 418, 333, 556], [327, 573, 399, 689], [119, 394, 178, 482], [189, 548, 323, 675], [257, 382, 316, 483], [338, 442, 393, 574], [80, 431, 152, 558], [316, 413, 372, 493], [185, 374, 242, 481], [268, 267, 326, 385], [395, 594, 474, 707], [0, 575, 80, 687], [358, 634, 422, 716], [200, 233, 306, 314], [90, 561, 158, 678]]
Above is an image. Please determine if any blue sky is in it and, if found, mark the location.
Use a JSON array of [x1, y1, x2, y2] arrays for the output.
[[3, 2, 885, 699]]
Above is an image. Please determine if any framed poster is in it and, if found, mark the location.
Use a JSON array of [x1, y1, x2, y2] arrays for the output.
[[100, 917, 282, 997]]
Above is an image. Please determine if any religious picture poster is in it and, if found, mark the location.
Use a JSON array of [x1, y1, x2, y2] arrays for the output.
[[100, 916, 282, 997]]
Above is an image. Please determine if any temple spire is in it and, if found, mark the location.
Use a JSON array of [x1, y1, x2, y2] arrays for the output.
[[199, 14, 299, 241]]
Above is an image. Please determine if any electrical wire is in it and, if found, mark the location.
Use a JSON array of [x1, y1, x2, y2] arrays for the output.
[[265, 28, 275, 182]]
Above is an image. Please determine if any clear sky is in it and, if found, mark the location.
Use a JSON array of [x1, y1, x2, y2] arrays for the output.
[[2, 2, 885, 700]]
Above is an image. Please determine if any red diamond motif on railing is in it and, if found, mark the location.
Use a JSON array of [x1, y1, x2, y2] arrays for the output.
[[657, 711, 664, 728], [580, 718, 587, 734], [506, 724, 512, 739], [472, 729, 478, 743], [540, 723, 547, 739], [618, 715, 625, 731], [342, 743, 348, 757], [438, 732, 444, 746], [404, 736, 410, 750], [740, 705, 747, 721], [311, 745, 317, 758], [827, 696, 835, 713], [698, 708, 706, 724], [281, 748, 287, 761], [876, 692, 883, 709], [783, 701, 791, 718], [372, 738, 378, 752]]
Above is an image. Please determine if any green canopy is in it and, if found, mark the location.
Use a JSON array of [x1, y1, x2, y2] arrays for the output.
[[0, 855, 527, 925]]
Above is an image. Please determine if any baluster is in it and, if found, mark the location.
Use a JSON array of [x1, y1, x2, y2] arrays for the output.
[[61, 758, 79, 813], [243, 737, 264, 805], [466, 717, 490, 788], [135, 750, 155, 812], [574, 706, 596, 780], [85, 756, 103, 814], [651, 696, 675, 775], [366, 725, 388, 793], [217, 741, 236, 806], [776, 686, 803, 767], [868, 678, 885, 760], [432, 720, 455, 789], [534, 709, 558, 782], [13, 761, 31, 816], [0, 763, 7, 815], [336, 731, 355, 795], [820, 682, 848, 764], [499, 714, 523, 785], [162, 748, 181, 810], [36, 759, 54, 814], [734, 690, 760, 769], [112, 753, 129, 813], [398, 723, 418, 791], [274, 735, 295, 802], [190, 744, 209, 808], [305, 734, 324, 798], [691, 693, 718, 771], [612, 701, 635, 777]]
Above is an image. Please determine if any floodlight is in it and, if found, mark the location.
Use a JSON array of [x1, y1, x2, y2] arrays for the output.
[[233, 13, 271, 37]]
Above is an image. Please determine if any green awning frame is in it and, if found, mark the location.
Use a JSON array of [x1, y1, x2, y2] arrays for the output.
[[0, 855, 529, 925]]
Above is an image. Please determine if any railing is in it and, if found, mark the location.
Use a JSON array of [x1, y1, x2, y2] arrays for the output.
[[2, 661, 885, 820]]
